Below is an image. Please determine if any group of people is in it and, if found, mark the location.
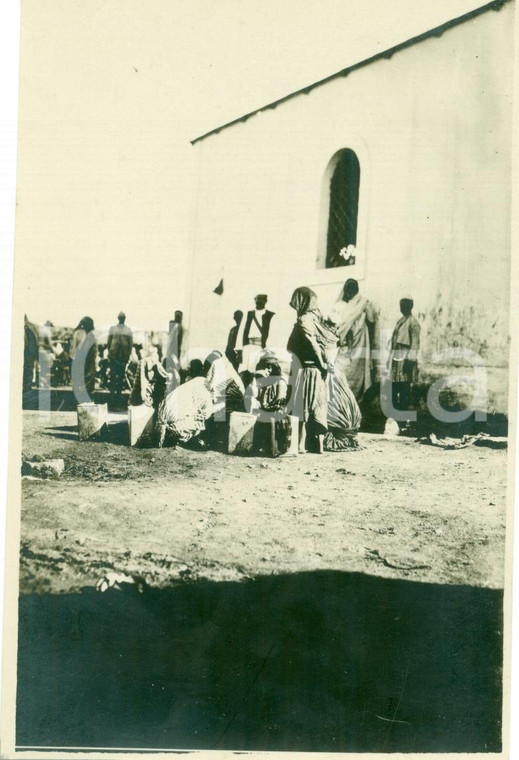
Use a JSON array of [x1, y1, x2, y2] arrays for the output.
[[69, 311, 143, 400], [126, 279, 420, 454], [22, 311, 186, 400], [23, 277, 421, 455], [286, 281, 420, 453]]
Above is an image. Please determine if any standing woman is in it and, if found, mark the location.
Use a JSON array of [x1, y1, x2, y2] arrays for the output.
[[329, 278, 376, 401], [287, 287, 337, 454], [70, 316, 97, 401]]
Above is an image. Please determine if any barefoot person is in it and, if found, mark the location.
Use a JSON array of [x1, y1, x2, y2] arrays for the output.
[[287, 287, 337, 454]]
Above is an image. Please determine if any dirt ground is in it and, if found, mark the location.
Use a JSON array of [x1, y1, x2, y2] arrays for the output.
[[19, 409, 507, 594]]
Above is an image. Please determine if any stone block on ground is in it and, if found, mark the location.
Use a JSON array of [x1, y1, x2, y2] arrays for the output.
[[229, 412, 298, 457], [21, 459, 65, 479], [228, 412, 257, 454], [254, 414, 299, 457], [77, 403, 108, 441], [128, 404, 155, 446]]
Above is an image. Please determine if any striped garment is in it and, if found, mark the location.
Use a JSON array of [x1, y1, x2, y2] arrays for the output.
[[325, 371, 362, 450]]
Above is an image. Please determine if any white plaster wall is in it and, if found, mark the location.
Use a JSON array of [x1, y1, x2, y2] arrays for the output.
[[188, 4, 513, 410]]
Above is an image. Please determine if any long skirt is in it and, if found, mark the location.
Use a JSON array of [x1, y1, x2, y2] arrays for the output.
[[324, 372, 362, 451], [71, 344, 97, 400], [291, 366, 328, 436], [156, 377, 212, 446]]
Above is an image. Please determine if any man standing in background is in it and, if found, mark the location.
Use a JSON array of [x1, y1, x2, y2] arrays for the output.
[[225, 310, 243, 371], [389, 297, 421, 425], [240, 294, 275, 380], [107, 311, 133, 400]]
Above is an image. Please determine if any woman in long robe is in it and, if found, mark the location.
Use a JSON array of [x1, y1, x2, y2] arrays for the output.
[[287, 287, 337, 454], [70, 316, 97, 401], [329, 278, 376, 401]]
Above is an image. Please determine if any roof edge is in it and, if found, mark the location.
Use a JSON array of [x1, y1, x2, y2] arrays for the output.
[[191, 0, 510, 145]]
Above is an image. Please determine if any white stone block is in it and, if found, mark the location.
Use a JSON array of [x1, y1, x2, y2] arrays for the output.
[[228, 412, 257, 454], [228, 411, 298, 456], [77, 403, 108, 442], [128, 404, 155, 446]]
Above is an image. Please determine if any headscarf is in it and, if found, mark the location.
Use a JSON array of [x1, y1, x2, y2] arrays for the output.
[[204, 350, 245, 414], [290, 288, 338, 348], [289, 287, 319, 317], [203, 349, 223, 376], [75, 316, 95, 333]]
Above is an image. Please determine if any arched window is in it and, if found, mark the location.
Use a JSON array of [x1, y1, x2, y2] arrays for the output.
[[325, 149, 360, 268]]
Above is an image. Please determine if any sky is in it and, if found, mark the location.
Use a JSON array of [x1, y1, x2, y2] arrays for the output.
[[15, 0, 486, 330]]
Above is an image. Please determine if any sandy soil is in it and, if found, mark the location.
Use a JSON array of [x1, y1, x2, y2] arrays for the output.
[[19, 410, 507, 594]]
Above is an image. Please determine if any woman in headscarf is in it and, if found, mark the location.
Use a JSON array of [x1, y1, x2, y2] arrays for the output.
[[287, 287, 337, 454], [204, 350, 245, 419], [329, 278, 376, 401], [70, 316, 97, 400]]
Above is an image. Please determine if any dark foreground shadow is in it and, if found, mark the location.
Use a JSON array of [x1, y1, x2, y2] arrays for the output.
[[16, 570, 502, 753]]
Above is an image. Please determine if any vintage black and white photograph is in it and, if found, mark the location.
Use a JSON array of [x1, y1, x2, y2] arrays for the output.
[[1, 0, 517, 756]]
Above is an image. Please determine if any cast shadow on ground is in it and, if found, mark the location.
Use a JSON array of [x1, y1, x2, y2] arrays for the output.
[[42, 425, 78, 442], [42, 421, 130, 446], [17, 569, 502, 753]]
